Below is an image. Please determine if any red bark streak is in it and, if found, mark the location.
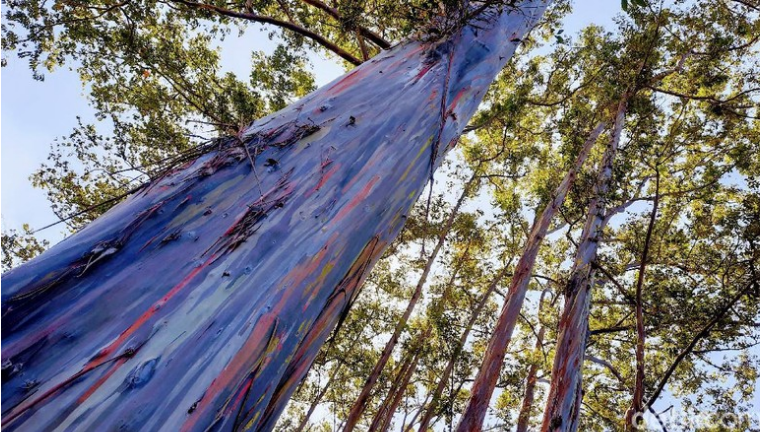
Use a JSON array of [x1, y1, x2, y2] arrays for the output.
[[334, 175, 381, 222]]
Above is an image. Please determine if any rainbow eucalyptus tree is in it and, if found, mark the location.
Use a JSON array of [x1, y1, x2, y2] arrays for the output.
[[1, 1, 550, 430], [539, 100, 626, 432], [455, 121, 605, 431]]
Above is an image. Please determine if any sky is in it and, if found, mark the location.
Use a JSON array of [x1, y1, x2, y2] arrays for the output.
[[3, 0, 756, 430]]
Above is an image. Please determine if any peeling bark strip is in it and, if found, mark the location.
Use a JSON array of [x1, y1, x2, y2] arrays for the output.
[[1, 2, 549, 431], [456, 121, 605, 431], [540, 100, 628, 432]]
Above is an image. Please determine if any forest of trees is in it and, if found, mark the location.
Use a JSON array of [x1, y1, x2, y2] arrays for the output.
[[2, 0, 759, 431]]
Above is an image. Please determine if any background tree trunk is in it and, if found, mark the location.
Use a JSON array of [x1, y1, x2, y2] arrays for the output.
[[540, 99, 627, 432], [515, 289, 552, 432], [625, 169, 659, 431], [456, 121, 605, 431], [0, 2, 549, 430], [343, 170, 474, 431]]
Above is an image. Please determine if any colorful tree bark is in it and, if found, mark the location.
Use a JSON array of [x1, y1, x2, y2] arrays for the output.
[[456, 121, 605, 431], [0, 2, 549, 431], [540, 100, 627, 432]]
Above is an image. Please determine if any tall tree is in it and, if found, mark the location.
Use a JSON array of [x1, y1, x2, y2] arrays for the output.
[[0, 1, 551, 430], [455, 110, 606, 432], [540, 99, 627, 432]]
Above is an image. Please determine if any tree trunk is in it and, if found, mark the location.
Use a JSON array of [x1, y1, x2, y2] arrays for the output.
[[540, 99, 627, 432], [367, 351, 416, 432], [368, 240, 471, 432], [0, 2, 549, 431], [296, 361, 344, 431], [373, 348, 422, 432], [625, 169, 659, 431], [456, 122, 605, 431], [515, 289, 552, 432], [416, 264, 510, 432], [343, 169, 476, 431]]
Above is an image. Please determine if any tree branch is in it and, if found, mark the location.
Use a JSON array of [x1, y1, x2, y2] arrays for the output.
[[169, 0, 363, 65], [644, 281, 754, 410], [300, 0, 391, 49]]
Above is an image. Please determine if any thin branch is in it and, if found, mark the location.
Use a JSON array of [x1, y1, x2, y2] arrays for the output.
[[169, 0, 363, 65], [644, 281, 754, 410], [300, 0, 391, 48]]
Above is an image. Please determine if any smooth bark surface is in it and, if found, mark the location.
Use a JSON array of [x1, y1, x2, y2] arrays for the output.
[[1, 2, 549, 431]]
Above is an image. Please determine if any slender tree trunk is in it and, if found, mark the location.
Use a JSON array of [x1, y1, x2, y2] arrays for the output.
[[540, 99, 628, 432], [368, 351, 417, 432], [0, 2, 549, 430], [296, 362, 345, 431], [344, 169, 478, 431], [297, 305, 370, 431], [403, 391, 430, 432], [456, 122, 606, 431], [515, 289, 552, 432], [625, 169, 660, 431], [417, 264, 510, 432], [375, 348, 423, 432], [368, 241, 470, 432]]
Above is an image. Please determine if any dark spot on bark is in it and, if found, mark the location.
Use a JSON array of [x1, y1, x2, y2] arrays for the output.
[[21, 379, 39, 392], [125, 358, 159, 389], [161, 230, 182, 245], [265, 158, 279, 172], [2, 359, 21, 383]]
